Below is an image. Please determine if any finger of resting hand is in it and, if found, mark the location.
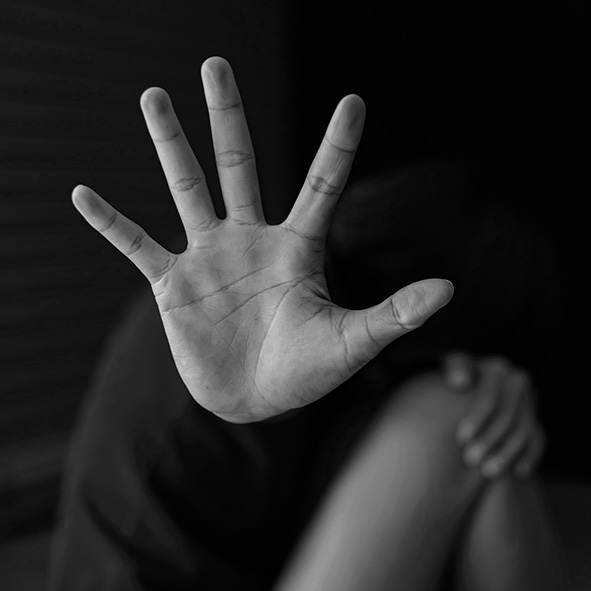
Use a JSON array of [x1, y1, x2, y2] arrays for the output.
[[72, 185, 173, 282], [465, 391, 523, 466], [458, 358, 508, 442], [345, 279, 454, 364], [480, 416, 532, 478], [284, 94, 365, 241], [442, 351, 476, 391], [515, 426, 546, 478], [140, 87, 217, 235], [466, 369, 530, 458], [201, 57, 262, 223]]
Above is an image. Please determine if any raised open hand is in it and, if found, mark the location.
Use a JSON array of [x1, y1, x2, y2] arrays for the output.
[[72, 57, 453, 423]]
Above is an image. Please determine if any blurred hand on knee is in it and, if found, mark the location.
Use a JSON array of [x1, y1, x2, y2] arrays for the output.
[[441, 352, 545, 480]]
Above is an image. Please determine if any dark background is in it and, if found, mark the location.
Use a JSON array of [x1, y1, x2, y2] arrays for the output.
[[1, 0, 589, 543]]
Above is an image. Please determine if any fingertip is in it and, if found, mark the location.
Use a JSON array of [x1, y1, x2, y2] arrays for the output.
[[140, 87, 171, 115], [71, 183, 86, 200], [328, 94, 366, 150], [439, 278, 455, 303], [202, 55, 231, 72], [71, 185, 110, 223], [448, 370, 472, 390], [416, 278, 454, 316], [201, 56, 240, 110], [71, 184, 93, 210], [443, 350, 474, 391], [381, 279, 453, 335], [340, 94, 366, 117], [201, 56, 233, 86]]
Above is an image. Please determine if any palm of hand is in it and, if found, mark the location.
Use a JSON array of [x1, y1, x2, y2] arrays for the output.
[[154, 223, 349, 421], [73, 57, 453, 423]]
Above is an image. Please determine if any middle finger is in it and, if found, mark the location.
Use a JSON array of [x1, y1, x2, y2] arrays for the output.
[[201, 56, 263, 223]]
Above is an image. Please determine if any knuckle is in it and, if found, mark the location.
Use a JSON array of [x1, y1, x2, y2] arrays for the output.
[[170, 175, 205, 192], [151, 252, 179, 283], [126, 229, 146, 256], [98, 210, 118, 233], [307, 174, 341, 196], [443, 351, 474, 384], [389, 297, 421, 332], [153, 130, 182, 143], [390, 298, 408, 330], [188, 217, 220, 233], [323, 134, 356, 154], [215, 149, 254, 168]]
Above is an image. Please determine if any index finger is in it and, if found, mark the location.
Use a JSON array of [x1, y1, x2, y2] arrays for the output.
[[283, 95, 365, 241]]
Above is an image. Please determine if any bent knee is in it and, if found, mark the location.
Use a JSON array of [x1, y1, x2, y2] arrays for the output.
[[379, 371, 474, 445]]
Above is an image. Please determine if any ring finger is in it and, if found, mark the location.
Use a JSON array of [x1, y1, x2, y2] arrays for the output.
[[140, 86, 217, 237]]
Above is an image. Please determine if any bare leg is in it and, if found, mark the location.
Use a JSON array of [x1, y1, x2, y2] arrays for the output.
[[454, 473, 569, 590], [273, 372, 566, 591]]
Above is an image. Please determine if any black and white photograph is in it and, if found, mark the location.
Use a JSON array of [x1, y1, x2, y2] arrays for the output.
[[0, 1, 589, 589]]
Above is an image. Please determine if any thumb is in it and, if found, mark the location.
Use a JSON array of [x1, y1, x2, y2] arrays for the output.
[[347, 278, 454, 359]]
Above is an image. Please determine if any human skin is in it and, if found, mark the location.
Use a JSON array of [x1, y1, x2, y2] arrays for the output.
[[67, 56, 556, 589], [71, 56, 543, 471], [71, 56, 453, 424], [443, 353, 546, 479], [273, 371, 567, 591]]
